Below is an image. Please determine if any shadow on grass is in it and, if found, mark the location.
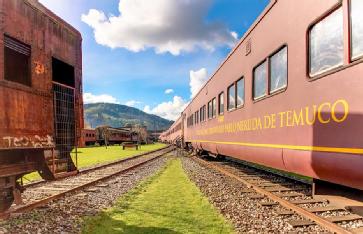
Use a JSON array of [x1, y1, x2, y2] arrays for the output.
[[84, 211, 181, 234]]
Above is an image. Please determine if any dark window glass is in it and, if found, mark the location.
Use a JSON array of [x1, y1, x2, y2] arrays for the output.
[[218, 92, 224, 115], [351, 0, 363, 59], [212, 98, 216, 118], [208, 101, 212, 119], [236, 78, 244, 107], [227, 84, 235, 111], [253, 61, 267, 99], [52, 57, 75, 87], [270, 47, 287, 92], [199, 107, 203, 122], [4, 36, 31, 86], [203, 105, 206, 121], [309, 7, 343, 76]]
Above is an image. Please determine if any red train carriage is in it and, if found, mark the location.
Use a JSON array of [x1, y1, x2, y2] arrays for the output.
[[81, 129, 96, 147], [160, 116, 183, 147], [0, 0, 83, 211], [164, 0, 363, 192]]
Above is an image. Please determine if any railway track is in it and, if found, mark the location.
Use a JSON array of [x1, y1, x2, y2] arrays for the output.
[[23, 146, 172, 189], [0, 146, 174, 220], [192, 156, 363, 234]]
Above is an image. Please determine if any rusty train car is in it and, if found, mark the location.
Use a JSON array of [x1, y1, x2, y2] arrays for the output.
[[95, 126, 136, 146], [0, 0, 83, 211], [162, 0, 363, 192]]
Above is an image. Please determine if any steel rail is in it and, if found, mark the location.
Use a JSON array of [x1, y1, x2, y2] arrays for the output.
[[24, 146, 172, 189], [192, 156, 352, 234], [0, 147, 174, 220]]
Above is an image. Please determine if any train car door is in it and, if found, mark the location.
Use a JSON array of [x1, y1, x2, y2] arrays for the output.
[[52, 58, 77, 174]]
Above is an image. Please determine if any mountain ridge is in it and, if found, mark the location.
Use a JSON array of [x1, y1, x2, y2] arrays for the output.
[[84, 103, 173, 131]]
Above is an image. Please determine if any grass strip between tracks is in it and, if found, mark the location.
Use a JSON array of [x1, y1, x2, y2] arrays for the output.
[[82, 158, 234, 234], [22, 143, 167, 183]]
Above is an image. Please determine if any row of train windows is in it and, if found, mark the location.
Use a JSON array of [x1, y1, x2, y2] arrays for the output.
[[310, 0, 363, 76], [187, 44, 287, 128], [166, 123, 182, 136], [187, 0, 363, 127]]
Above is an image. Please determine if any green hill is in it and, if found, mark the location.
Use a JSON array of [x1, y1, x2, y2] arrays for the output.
[[84, 103, 173, 131]]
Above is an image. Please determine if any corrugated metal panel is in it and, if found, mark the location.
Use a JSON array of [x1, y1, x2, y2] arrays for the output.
[[4, 35, 31, 56]]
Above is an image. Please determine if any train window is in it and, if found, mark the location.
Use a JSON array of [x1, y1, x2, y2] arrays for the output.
[[195, 111, 199, 124], [212, 98, 216, 118], [309, 7, 343, 76], [253, 61, 267, 100], [227, 84, 235, 111], [236, 78, 244, 107], [351, 0, 363, 60], [199, 107, 203, 122], [218, 92, 224, 115], [52, 57, 75, 87], [270, 46, 287, 92], [202, 105, 206, 121], [4, 35, 31, 86], [208, 101, 212, 119]]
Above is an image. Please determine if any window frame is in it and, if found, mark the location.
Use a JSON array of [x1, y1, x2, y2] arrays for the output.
[[227, 83, 236, 111], [305, 1, 363, 82], [207, 101, 212, 119], [308, 6, 344, 78], [4, 34, 32, 87], [236, 77, 245, 108], [252, 45, 289, 103], [196, 110, 199, 124], [212, 98, 216, 118], [199, 107, 203, 123], [253, 59, 268, 101], [218, 92, 224, 115], [349, 0, 363, 61], [269, 46, 288, 94]]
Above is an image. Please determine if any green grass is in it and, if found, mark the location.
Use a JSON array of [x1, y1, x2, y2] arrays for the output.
[[21, 143, 167, 183], [82, 159, 235, 234]]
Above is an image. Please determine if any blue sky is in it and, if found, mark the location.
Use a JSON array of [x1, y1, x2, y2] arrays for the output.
[[39, 0, 269, 120]]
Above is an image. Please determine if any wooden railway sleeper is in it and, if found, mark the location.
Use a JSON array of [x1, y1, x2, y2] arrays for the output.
[[193, 157, 352, 234]]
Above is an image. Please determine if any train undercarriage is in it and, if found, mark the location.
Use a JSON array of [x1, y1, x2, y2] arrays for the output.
[[0, 82, 79, 212]]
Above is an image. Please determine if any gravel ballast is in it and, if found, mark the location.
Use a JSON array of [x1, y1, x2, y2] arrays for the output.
[[0, 156, 170, 234], [181, 157, 329, 233]]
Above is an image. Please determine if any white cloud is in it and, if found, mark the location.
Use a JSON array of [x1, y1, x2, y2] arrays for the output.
[[190, 68, 209, 98], [125, 100, 142, 107], [143, 96, 188, 121], [83, 93, 120, 104], [81, 0, 237, 55], [165, 89, 174, 94]]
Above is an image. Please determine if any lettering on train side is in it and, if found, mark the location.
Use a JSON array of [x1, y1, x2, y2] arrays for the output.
[[2, 135, 55, 148], [196, 99, 350, 136]]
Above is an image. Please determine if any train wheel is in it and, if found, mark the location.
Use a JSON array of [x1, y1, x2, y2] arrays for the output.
[[0, 187, 14, 212]]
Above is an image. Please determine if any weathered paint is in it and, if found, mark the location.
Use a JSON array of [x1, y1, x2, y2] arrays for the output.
[[0, 0, 83, 180]]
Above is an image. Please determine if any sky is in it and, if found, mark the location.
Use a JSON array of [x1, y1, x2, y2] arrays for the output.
[[39, 0, 269, 121]]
